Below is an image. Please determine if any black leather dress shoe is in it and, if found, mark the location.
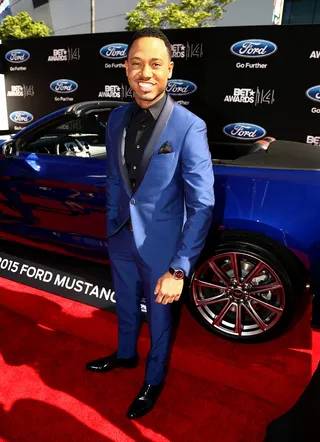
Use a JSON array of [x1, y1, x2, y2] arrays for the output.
[[126, 383, 164, 419], [86, 352, 139, 373]]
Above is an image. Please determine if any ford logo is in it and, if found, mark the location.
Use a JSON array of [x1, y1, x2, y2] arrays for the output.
[[9, 111, 34, 124], [5, 49, 30, 64], [166, 79, 197, 96], [223, 123, 266, 140], [100, 43, 128, 59], [306, 85, 320, 103], [230, 39, 278, 58], [50, 79, 78, 94]]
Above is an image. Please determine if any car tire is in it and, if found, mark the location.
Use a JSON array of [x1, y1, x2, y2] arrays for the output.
[[187, 232, 305, 343]]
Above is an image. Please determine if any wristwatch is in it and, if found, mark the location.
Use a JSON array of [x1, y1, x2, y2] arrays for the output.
[[169, 267, 185, 280]]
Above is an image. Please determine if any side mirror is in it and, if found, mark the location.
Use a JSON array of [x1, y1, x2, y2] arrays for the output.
[[1, 140, 19, 158]]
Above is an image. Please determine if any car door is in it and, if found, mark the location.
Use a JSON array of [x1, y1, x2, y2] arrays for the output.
[[0, 110, 110, 260]]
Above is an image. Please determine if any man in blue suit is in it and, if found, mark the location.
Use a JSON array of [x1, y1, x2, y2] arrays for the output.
[[86, 28, 215, 419]]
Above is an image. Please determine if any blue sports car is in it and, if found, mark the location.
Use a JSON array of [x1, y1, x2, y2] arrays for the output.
[[0, 101, 316, 343]]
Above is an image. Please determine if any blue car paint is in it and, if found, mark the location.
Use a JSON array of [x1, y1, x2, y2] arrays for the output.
[[0, 107, 319, 287], [214, 165, 319, 271], [0, 151, 107, 255]]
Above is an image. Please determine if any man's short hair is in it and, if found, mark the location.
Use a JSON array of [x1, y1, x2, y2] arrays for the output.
[[127, 27, 172, 60]]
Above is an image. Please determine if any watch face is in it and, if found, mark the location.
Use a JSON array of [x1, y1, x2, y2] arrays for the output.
[[175, 270, 184, 279]]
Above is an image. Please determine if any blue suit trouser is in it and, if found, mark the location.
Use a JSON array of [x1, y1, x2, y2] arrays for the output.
[[107, 225, 172, 386]]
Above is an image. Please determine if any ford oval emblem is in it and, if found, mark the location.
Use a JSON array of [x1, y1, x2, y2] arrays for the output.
[[50, 79, 78, 94], [230, 39, 278, 58], [9, 111, 34, 124], [5, 49, 30, 64], [100, 43, 128, 59], [223, 123, 266, 140], [306, 85, 320, 103], [166, 79, 197, 96]]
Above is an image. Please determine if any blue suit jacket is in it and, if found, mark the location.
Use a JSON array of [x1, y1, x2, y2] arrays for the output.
[[105, 94, 215, 277]]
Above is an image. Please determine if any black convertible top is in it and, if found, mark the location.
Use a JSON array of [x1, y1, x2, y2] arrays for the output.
[[213, 140, 320, 170]]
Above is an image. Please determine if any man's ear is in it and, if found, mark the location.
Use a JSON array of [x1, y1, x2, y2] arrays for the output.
[[125, 59, 129, 77], [168, 61, 174, 79]]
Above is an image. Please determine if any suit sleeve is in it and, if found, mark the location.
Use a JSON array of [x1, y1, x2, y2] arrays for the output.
[[169, 118, 215, 277], [105, 113, 120, 236]]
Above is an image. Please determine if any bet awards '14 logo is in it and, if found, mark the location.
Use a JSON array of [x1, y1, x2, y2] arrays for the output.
[[224, 87, 275, 106], [223, 123, 266, 141], [98, 85, 121, 98], [171, 43, 203, 59], [98, 85, 134, 100], [306, 135, 320, 145], [7, 85, 35, 98], [48, 48, 80, 62], [310, 50, 320, 59]]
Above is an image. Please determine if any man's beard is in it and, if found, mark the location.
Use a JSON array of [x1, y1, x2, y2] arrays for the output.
[[134, 89, 165, 102]]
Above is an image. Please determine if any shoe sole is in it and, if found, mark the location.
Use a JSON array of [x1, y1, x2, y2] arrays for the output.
[[86, 364, 139, 373]]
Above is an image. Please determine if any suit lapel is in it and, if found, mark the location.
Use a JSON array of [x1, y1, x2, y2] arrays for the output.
[[117, 102, 135, 195], [134, 94, 175, 191]]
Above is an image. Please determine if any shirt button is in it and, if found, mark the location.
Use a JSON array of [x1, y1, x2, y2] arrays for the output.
[[137, 145, 140, 149], [141, 124, 146, 128], [130, 198, 136, 205], [133, 166, 137, 170]]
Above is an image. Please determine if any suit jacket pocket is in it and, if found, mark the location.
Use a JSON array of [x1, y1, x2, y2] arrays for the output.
[[151, 152, 175, 162], [145, 152, 176, 186]]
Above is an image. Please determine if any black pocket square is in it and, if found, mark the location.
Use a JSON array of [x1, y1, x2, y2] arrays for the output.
[[158, 141, 172, 154]]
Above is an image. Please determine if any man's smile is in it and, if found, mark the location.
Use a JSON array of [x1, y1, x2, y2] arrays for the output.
[[137, 81, 156, 93]]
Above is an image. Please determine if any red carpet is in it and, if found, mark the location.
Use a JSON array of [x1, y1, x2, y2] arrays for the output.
[[0, 277, 319, 442]]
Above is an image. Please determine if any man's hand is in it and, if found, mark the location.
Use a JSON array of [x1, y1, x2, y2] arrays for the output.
[[154, 271, 184, 304]]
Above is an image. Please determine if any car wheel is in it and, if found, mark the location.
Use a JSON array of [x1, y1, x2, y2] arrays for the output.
[[188, 233, 304, 343]]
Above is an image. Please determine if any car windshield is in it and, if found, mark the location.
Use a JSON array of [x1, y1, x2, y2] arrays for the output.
[[17, 111, 109, 151]]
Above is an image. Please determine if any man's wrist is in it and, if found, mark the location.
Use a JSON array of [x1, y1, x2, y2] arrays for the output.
[[168, 267, 185, 280]]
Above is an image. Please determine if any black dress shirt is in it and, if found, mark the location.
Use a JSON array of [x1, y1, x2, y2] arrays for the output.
[[125, 93, 167, 189]]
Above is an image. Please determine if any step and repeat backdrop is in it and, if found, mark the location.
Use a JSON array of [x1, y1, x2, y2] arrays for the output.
[[1, 24, 320, 146]]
